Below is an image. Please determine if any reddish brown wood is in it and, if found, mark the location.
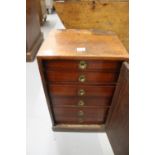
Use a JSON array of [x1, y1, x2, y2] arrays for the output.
[[45, 70, 119, 84], [37, 29, 128, 60], [106, 62, 129, 155], [51, 96, 111, 107], [37, 59, 56, 125], [37, 29, 129, 131], [44, 60, 122, 71], [49, 84, 115, 97], [53, 107, 109, 124]]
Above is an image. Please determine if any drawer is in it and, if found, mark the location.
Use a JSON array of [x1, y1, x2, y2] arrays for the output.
[[53, 107, 109, 124], [51, 96, 111, 107], [45, 70, 119, 84], [43, 60, 121, 71], [49, 84, 115, 97]]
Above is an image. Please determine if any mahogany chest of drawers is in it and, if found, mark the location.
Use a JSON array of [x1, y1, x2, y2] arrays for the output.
[[37, 29, 128, 132]]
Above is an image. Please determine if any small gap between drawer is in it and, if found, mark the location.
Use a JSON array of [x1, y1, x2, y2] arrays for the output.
[[46, 81, 117, 86]]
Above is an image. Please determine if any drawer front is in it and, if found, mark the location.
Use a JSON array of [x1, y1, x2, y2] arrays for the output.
[[44, 60, 121, 71], [49, 84, 115, 97], [43, 59, 119, 126], [53, 107, 109, 124], [51, 96, 111, 107], [45, 70, 119, 84]]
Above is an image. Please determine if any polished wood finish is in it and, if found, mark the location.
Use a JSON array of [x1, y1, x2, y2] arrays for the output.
[[44, 60, 121, 84], [51, 96, 111, 107], [37, 29, 128, 131], [53, 107, 109, 124], [37, 29, 128, 60], [49, 84, 115, 97], [45, 70, 119, 84], [54, 1, 129, 50], [26, 0, 43, 62], [37, 59, 56, 126], [44, 60, 122, 71], [106, 62, 129, 155], [53, 124, 105, 132]]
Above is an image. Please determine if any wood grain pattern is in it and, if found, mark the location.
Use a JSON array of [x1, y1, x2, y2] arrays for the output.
[[106, 62, 129, 155], [37, 59, 56, 125], [45, 70, 119, 84], [49, 84, 115, 97], [37, 29, 128, 60], [53, 106, 109, 124], [54, 1, 129, 50], [53, 124, 105, 132], [37, 29, 129, 131], [44, 60, 122, 71], [51, 96, 112, 107]]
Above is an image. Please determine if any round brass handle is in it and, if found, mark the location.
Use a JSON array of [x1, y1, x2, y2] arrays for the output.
[[78, 89, 85, 96], [79, 61, 87, 70], [78, 110, 84, 116], [78, 100, 85, 106], [78, 75, 86, 82], [78, 118, 84, 123]]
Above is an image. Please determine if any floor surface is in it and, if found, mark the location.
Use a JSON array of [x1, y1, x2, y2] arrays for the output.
[[26, 13, 114, 155]]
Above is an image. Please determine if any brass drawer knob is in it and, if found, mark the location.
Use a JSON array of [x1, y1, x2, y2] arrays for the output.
[[78, 118, 84, 123], [79, 61, 87, 70], [78, 110, 84, 116], [78, 100, 85, 106], [78, 75, 86, 82], [78, 89, 85, 96]]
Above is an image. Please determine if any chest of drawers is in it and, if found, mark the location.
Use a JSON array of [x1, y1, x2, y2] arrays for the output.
[[37, 29, 128, 132]]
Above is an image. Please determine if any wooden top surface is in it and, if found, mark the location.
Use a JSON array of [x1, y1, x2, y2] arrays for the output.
[[55, 0, 128, 2], [37, 29, 128, 60]]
